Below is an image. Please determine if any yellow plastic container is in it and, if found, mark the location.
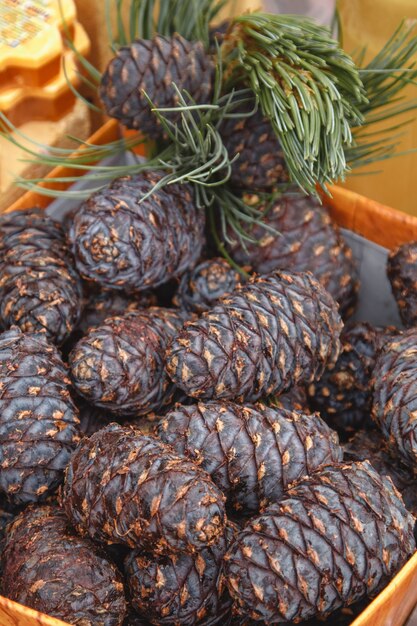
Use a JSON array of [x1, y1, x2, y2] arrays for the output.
[[0, 20, 90, 126], [0, 0, 77, 88]]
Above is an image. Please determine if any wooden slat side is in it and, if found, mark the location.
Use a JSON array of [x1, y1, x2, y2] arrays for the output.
[[351, 552, 417, 626], [325, 185, 417, 249], [0, 596, 70, 626], [5, 119, 122, 213]]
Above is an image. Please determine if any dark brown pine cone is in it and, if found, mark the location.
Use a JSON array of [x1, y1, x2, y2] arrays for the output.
[[173, 258, 242, 314], [344, 429, 417, 515], [219, 105, 289, 191], [100, 34, 214, 138], [0, 208, 82, 345], [166, 271, 342, 402], [62, 423, 226, 555], [69, 171, 205, 292], [373, 329, 417, 471], [69, 308, 187, 416], [387, 241, 417, 327], [0, 328, 80, 505], [308, 322, 395, 439], [224, 461, 415, 624], [124, 524, 236, 625], [225, 194, 359, 318], [2, 505, 127, 625], [158, 402, 342, 515]]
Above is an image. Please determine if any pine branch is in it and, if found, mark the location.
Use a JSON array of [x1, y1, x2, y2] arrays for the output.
[[113, 0, 228, 48], [221, 12, 367, 195]]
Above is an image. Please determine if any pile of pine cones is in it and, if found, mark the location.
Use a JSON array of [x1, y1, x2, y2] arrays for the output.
[[0, 192, 416, 626], [1, 17, 417, 626]]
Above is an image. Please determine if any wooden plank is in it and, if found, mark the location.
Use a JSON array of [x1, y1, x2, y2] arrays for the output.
[[324, 185, 417, 250], [5, 119, 122, 213], [352, 552, 417, 626], [0, 596, 69, 626]]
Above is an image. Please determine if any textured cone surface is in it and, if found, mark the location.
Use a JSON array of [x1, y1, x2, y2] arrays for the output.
[[159, 402, 342, 515], [124, 525, 236, 626], [100, 34, 214, 138], [70, 308, 187, 416], [2, 505, 126, 625], [63, 423, 226, 554], [224, 461, 415, 623], [173, 258, 242, 314], [0, 209, 82, 345], [226, 194, 359, 318], [344, 429, 417, 515], [70, 171, 205, 292], [387, 241, 417, 327], [166, 271, 342, 402], [308, 323, 394, 439], [373, 329, 417, 470], [0, 328, 80, 505], [220, 107, 289, 191]]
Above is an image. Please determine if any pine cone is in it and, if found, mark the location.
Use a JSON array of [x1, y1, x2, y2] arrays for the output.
[[173, 258, 242, 314], [100, 34, 214, 138], [387, 241, 417, 327], [344, 429, 417, 515], [62, 423, 226, 555], [2, 505, 127, 625], [0, 328, 80, 505], [308, 323, 395, 438], [158, 402, 342, 515], [69, 171, 205, 292], [166, 271, 342, 402], [225, 194, 359, 318], [124, 525, 236, 625], [0, 209, 82, 345], [69, 308, 187, 416], [220, 106, 289, 191], [224, 461, 415, 623], [372, 329, 417, 470]]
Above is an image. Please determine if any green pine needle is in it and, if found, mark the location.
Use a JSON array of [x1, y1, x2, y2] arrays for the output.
[[113, 0, 228, 48], [222, 12, 367, 195]]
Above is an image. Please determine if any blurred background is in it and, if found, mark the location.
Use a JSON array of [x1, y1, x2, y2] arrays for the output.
[[2, 0, 417, 215]]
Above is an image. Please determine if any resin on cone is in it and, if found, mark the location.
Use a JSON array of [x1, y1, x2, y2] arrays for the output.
[[159, 402, 342, 514], [224, 461, 415, 623], [166, 271, 342, 402], [70, 171, 205, 292], [0, 328, 80, 505], [62, 424, 226, 555]]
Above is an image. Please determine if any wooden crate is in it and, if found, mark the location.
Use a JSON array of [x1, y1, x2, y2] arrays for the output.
[[2, 119, 417, 626]]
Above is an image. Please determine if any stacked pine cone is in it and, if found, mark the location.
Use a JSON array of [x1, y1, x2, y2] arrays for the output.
[[1, 11, 417, 626]]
